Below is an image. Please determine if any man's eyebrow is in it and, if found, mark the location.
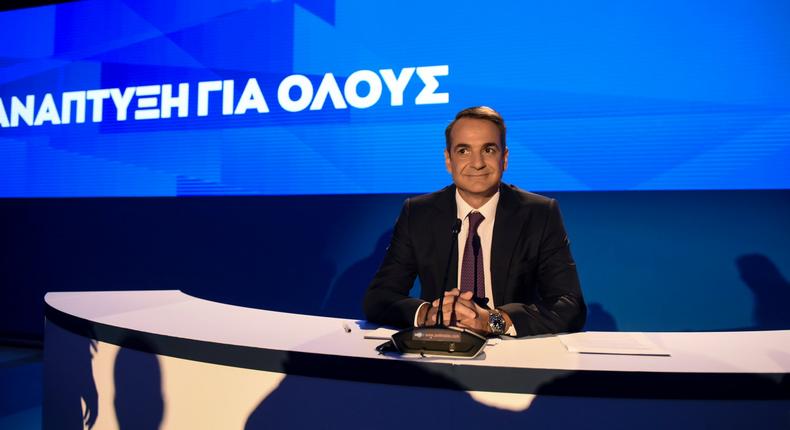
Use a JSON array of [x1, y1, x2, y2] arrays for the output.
[[452, 143, 471, 149]]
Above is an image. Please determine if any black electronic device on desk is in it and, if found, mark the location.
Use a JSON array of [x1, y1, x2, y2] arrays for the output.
[[387, 325, 486, 357]]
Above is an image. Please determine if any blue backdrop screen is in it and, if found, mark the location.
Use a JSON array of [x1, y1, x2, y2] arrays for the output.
[[1, 0, 789, 196]]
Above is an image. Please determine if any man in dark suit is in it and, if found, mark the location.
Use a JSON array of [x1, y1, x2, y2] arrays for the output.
[[363, 106, 586, 337]]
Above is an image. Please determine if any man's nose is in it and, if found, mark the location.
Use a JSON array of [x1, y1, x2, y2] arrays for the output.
[[470, 151, 486, 168]]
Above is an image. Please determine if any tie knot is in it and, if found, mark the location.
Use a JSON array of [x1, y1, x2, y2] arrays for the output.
[[467, 211, 484, 233]]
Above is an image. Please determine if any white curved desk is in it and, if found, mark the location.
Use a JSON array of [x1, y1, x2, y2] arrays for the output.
[[43, 290, 790, 429]]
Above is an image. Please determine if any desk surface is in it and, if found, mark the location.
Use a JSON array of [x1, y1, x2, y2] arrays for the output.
[[44, 290, 790, 399]]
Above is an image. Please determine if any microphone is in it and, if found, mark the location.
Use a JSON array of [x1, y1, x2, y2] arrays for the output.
[[389, 217, 487, 357], [436, 218, 462, 327], [452, 218, 463, 235]]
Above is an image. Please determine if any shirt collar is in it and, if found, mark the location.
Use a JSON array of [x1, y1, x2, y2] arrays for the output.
[[455, 188, 500, 221]]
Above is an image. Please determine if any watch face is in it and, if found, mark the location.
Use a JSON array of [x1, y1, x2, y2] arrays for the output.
[[489, 312, 505, 334]]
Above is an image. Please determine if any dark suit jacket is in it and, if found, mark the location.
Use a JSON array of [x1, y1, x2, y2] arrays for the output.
[[363, 183, 586, 337]]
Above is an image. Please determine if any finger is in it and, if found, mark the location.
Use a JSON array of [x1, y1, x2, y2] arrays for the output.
[[453, 303, 479, 319], [439, 300, 457, 311], [425, 307, 438, 325], [459, 290, 474, 300], [434, 291, 458, 306], [453, 303, 477, 320], [432, 304, 452, 325], [454, 296, 476, 311]]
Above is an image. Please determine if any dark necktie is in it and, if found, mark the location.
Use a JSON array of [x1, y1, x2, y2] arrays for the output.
[[460, 211, 485, 299]]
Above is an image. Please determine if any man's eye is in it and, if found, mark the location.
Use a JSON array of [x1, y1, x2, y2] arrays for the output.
[[457, 148, 469, 154]]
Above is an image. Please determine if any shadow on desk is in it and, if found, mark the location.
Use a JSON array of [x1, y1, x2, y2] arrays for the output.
[[43, 323, 164, 430], [244, 352, 790, 430], [42, 323, 98, 430], [42, 320, 790, 429]]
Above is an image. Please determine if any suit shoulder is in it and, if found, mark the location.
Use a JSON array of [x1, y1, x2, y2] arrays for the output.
[[406, 185, 454, 210], [502, 184, 555, 209]]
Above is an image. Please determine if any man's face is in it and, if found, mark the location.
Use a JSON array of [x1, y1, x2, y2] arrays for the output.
[[444, 117, 508, 203]]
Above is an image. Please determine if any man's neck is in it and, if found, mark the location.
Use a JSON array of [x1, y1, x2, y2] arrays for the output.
[[457, 186, 499, 209]]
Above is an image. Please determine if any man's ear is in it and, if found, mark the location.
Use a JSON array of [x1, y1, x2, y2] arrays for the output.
[[444, 149, 452, 174], [502, 147, 509, 171]]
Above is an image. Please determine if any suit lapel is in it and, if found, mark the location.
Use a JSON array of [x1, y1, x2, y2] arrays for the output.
[[431, 186, 459, 296], [491, 185, 521, 307]]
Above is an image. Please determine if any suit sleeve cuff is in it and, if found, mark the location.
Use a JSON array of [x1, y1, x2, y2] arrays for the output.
[[413, 302, 429, 327]]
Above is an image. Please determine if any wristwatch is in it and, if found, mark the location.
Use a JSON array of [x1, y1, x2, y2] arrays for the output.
[[488, 309, 506, 335]]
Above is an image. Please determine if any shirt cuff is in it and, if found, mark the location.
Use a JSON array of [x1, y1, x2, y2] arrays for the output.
[[413, 302, 429, 327], [505, 324, 517, 336]]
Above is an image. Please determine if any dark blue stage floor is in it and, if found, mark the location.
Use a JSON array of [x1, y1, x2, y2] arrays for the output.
[[0, 346, 42, 430]]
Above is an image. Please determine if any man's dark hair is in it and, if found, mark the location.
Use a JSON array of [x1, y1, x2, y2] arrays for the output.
[[444, 106, 507, 153]]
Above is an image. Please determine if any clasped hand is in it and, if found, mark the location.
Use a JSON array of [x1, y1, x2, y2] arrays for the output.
[[422, 288, 490, 334]]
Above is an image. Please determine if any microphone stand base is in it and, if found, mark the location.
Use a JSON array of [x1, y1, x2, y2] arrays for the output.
[[391, 326, 486, 358]]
